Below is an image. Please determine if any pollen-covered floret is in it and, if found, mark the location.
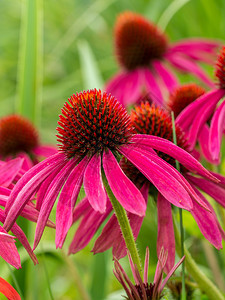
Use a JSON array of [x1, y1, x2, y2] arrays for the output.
[[0, 115, 39, 157], [57, 89, 134, 159], [215, 46, 225, 88], [115, 11, 168, 70]]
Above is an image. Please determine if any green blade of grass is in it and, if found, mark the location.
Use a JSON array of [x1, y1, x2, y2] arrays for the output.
[[77, 40, 104, 90], [16, 0, 43, 124]]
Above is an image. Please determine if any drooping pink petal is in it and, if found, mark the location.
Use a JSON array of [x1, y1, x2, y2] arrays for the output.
[[83, 153, 107, 213], [0, 158, 23, 188], [69, 200, 112, 254], [157, 193, 175, 274], [198, 125, 220, 165], [0, 277, 21, 300], [169, 39, 220, 55], [130, 135, 218, 182], [4, 153, 66, 231], [190, 186, 222, 249], [187, 174, 225, 209], [17, 153, 33, 171], [72, 197, 91, 223], [103, 150, 146, 216], [209, 100, 225, 161], [32, 145, 57, 157], [0, 226, 21, 269], [143, 68, 163, 105], [34, 159, 77, 249], [167, 53, 214, 88], [55, 156, 89, 248], [0, 232, 15, 243], [152, 61, 178, 93], [120, 146, 193, 210], [105, 70, 141, 106]]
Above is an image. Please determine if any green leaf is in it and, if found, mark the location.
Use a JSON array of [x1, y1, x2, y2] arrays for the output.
[[16, 0, 43, 124], [78, 40, 104, 90]]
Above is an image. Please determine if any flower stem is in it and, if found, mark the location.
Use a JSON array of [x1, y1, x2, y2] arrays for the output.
[[102, 172, 143, 276], [171, 112, 186, 300], [173, 215, 225, 300]]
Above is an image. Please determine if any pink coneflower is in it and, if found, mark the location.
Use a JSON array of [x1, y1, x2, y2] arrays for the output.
[[114, 247, 185, 300], [167, 84, 217, 164], [0, 158, 54, 267], [176, 46, 225, 163], [92, 103, 224, 273], [106, 11, 219, 107], [3, 89, 214, 251], [0, 114, 56, 170]]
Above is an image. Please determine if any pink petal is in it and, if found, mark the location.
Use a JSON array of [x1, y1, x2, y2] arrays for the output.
[[33, 145, 57, 158], [10, 223, 38, 265], [169, 38, 220, 54], [72, 197, 90, 223], [119, 146, 193, 210], [0, 232, 15, 243], [0, 226, 21, 269], [152, 61, 178, 93], [198, 125, 220, 165], [17, 153, 33, 171], [157, 193, 175, 274], [103, 150, 146, 216], [105, 70, 141, 106], [83, 153, 107, 213], [4, 153, 66, 231], [34, 159, 77, 249], [55, 156, 89, 248], [190, 186, 222, 249], [187, 174, 225, 209], [130, 135, 218, 182], [0, 158, 23, 188], [69, 200, 112, 254], [143, 68, 163, 105], [209, 100, 225, 161], [167, 53, 214, 88]]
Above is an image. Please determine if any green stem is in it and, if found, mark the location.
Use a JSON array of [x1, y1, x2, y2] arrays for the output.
[[102, 173, 143, 276], [173, 216, 224, 300], [171, 112, 186, 300]]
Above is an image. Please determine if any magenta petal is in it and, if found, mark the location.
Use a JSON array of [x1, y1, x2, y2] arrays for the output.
[[0, 158, 23, 187], [190, 186, 222, 249], [34, 159, 77, 249], [187, 174, 225, 209], [167, 54, 214, 88], [103, 150, 146, 216], [198, 125, 220, 165], [0, 232, 15, 243], [170, 39, 220, 54], [120, 146, 193, 210], [83, 153, 107, 213], [0, 226, 21, 269], [209, 100, 225, 161], [176, 89, 225, 130], [10, 223, 38, 265], [157, 193, 175, 274], [152, 61, 178, 93], [4, 153, 66, 231], [69, 200, 112, 254], [72, 197, 90, 223], [143, 68, 163, 105], [55, 156, 89, 248], [33, 145, 57, 157], [130, 135, 217, 182], [92, 213, 121, 254]]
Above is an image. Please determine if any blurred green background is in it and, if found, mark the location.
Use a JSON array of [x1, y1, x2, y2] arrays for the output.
[[0, 0, 225, 299]]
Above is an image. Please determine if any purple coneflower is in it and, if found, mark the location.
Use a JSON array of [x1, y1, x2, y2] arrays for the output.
[[106, 11, 219, 107], [0, 114, 56, 170], [3, 89, 214, 251], [114, 247, 185, 300], [176, 46, 225, 163], [91, 103, 224, 273]]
